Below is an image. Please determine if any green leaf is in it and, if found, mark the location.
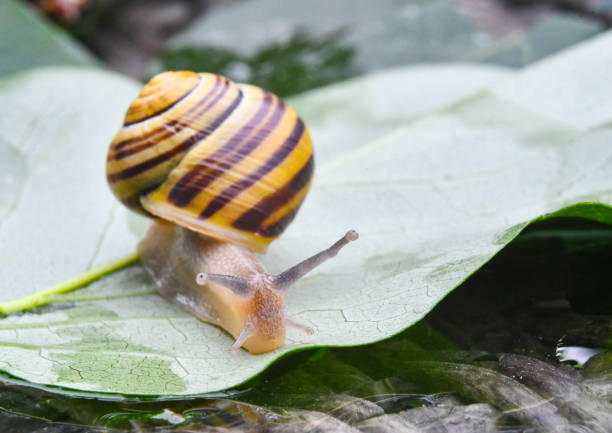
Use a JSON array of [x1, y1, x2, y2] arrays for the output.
[[0, 30, 611, 396], [0, 0, 96, 77], [160, 31, 358, 98]]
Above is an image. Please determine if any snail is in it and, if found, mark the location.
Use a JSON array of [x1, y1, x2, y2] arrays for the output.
[[105, 71, 358, 354]]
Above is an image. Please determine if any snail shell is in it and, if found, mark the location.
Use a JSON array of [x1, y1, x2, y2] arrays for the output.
[[106, 71, 314, 253]]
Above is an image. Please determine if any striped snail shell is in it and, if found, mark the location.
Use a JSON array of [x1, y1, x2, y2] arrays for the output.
[[106, 71, 357, 354], [106, 71, 314, 253]]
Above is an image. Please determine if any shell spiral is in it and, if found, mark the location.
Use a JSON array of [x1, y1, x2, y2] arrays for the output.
[[106, 71, 314, 253]]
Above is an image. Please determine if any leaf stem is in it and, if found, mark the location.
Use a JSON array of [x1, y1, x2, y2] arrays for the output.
[[0, 253, 140, 314]]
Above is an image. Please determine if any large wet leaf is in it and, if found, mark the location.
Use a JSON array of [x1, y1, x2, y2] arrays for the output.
[[0, 0, 95, 77], [0, 30, 611, 395]]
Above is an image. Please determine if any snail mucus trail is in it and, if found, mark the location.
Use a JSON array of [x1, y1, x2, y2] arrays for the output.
[[106, 71, 358, 353]]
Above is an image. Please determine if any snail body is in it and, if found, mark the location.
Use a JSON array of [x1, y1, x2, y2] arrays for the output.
[[107, 71, 357, 353]]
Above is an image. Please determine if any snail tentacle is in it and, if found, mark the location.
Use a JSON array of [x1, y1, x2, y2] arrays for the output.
[[285, 316, 314, 335], [231, 321, 255, 352], [196, 272, 250, 296], [193, 229, 359, 296], [272, 230, 359, 291]]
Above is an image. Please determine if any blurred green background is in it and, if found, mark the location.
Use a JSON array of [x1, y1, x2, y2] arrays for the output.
[[3, 0, 612, 93]]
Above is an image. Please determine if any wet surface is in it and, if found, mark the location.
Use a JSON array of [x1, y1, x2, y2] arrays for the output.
[[0, 218, 610, 432]]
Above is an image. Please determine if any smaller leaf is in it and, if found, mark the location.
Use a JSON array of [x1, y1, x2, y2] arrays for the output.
[[0, 0, 96, 77]]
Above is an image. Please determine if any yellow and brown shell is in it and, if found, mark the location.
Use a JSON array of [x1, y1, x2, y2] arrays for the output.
[[106, 71, 314, 253]]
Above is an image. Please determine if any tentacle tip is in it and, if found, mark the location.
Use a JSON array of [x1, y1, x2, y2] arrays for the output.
[[345, 230, 359, 242], [285, 317, 316, 336], [230, 344, 241, 353], [196, 272, 208, 285]]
